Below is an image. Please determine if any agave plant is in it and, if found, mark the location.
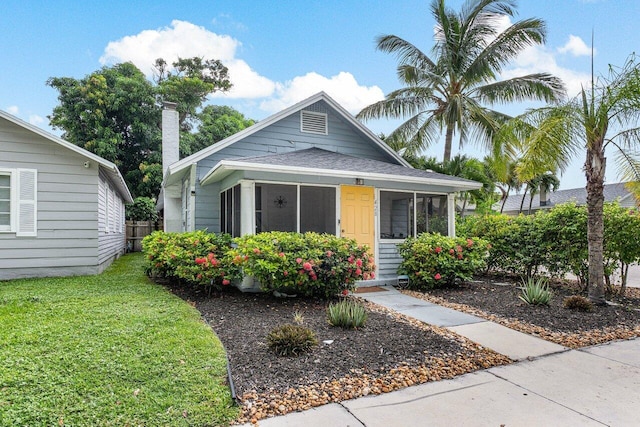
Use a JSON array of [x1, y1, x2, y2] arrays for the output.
[[518, 276, 552, 306]]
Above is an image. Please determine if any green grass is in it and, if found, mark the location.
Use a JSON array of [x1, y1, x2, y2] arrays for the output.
[[0, 253, 238, 426]]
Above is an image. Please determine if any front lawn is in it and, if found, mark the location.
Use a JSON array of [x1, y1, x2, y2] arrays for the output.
[[0, 253, 237, 426]]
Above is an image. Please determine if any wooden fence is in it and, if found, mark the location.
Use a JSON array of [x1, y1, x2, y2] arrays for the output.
[[126, 220, 162, 252]]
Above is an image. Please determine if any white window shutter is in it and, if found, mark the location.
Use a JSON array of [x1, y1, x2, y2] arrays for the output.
[[17, 169, 37, 237]]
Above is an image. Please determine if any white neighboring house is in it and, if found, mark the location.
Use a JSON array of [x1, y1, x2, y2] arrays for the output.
[[0, 110, 133, 280]]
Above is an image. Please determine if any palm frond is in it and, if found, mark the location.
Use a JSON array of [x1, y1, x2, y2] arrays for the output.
[[356, 88, 434, 121], [475, 73, 566, 104], [375, 34, 436, 71]]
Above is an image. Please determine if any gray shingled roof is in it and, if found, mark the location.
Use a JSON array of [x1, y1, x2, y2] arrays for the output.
[[499, 182, 632, 213], [232, 147, 480, 185]]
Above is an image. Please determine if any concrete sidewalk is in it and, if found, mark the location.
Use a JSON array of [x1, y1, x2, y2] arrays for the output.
[[243, 287, 640, 426]]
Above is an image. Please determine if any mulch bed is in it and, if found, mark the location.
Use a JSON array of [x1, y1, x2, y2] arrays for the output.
[[162, 278, 640, 424], [404, 279, 640, 348], [165, 283, 510, 424]]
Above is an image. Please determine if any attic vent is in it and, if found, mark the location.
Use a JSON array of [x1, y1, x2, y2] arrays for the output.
[[301, 111, 328, 135]]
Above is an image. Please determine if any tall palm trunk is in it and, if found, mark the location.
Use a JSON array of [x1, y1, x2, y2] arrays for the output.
[[585, 140, 607, 305], [443, 126, 454, 162], [519, 184, 529, 214]]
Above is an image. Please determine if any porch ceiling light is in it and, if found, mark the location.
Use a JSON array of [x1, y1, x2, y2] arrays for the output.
[[355, 178, 364, 185]]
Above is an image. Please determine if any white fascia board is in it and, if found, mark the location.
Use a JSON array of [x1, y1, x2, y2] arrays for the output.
[[0, 110, 133, 203], [200, 160, 482, 191], [166, 92, 410, 178], [166, 93, 330, 178]]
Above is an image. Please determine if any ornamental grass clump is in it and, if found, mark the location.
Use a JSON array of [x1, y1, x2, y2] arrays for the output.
[[518, 277, 552, 306], [327, 299, 368, 329], [266, 324, 318, 357], [563, 295, 593, 312]]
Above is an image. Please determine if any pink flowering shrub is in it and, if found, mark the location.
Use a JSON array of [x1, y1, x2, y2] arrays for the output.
[[398, 233, 489, 290], [229, 231, 376, 298], [142, 230, 239, 291]]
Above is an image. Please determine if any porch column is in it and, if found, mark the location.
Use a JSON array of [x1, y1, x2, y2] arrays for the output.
[[239, 180, 260, 291], [447, 193, 456, 237], [240, 180, 254, 235]]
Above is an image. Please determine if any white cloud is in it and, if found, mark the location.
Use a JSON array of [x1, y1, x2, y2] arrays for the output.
[[260, 72, 384, 115], [6, 105, 19, 115], [29, 115, 44, 126], [100, 20, 382, 114], [501, 44, 591, 97], [558, 35, 595, 57], [99, 19, 273, 99]]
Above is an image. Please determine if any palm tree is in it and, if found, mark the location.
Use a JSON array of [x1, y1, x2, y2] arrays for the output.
[[484, 155, 522, 213], [357, 0, 565, 161], [501, 55, 640, 304]]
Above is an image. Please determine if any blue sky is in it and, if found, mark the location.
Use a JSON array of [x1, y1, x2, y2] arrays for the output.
[[2, 0, 639, 190]]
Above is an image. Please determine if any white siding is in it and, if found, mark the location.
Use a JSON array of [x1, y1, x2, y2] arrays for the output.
[[98, 170, 126, 272], [0, 116, 126, 279]]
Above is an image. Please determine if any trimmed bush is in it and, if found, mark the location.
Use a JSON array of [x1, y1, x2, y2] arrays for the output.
[[397, 233, 489, 290], [228, 232, 376, 298], [142, 230, 239, 290], [563, 295, 593, 312], [266, 324, 318, 356], [518, 277, 552, 306], [327, 299, 368, 329]]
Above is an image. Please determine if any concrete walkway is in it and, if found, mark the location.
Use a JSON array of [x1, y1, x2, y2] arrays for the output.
[[243, 286, 640, 426]]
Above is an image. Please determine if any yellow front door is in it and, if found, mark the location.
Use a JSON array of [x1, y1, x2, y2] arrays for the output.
[[340, 185, 375, 252]]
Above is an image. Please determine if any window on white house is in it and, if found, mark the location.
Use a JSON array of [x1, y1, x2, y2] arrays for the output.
[[0, 168, 37, 236], [0, 174, 10, 231]]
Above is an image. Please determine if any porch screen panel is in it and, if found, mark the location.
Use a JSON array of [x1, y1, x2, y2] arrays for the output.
[[379, 191, 413, 239], [416, 194, 448, 236], [257, 184, 297, 232], [220, 185, 241, 237], [300, 186, 336, 233]]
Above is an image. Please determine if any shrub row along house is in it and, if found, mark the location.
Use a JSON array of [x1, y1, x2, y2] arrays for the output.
[[158, 92, 481, 289], [0, 110, 132, 280]]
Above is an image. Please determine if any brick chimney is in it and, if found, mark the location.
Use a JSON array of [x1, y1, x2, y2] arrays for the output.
[[162, 101, 179, 175]]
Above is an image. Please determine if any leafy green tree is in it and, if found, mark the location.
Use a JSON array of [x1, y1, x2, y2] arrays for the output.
[[48, 58, 237, 198], [357, 0, 565, 161], [603, 203, 640, 295], [126, 197, 159, 222], [187, 105, 255, 156], [502, 54, 640, 304], [154, 57, 232, 130]]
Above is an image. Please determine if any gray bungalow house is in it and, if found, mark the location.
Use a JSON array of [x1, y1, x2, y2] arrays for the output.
[[159, 92, 481, 288], [0, 110, 133, 280]]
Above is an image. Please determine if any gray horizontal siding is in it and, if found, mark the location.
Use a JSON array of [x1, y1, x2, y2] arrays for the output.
[[0, 116, 126, 279], [194, 100, 399, 231], [378, 242, 404, 278]]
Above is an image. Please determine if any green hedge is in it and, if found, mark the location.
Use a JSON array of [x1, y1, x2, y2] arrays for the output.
[[142, 231, 375, 298], [397, 233, 490, 290], [457, 202, 640, 287]]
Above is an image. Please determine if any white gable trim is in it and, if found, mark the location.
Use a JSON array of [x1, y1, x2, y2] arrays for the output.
[[200, 159, 482, 192], [0, 110, 133, 203], [165, 92, 410, 180]]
